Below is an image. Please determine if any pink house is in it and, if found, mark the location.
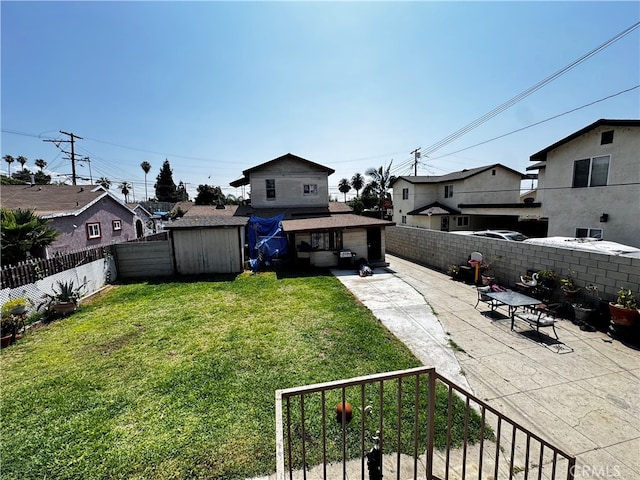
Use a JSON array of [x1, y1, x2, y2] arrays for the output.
[[1, 184, 137, 256]]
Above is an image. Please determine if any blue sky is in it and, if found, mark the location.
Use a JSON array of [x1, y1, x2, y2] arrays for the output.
[[2, 1, 639, 202]]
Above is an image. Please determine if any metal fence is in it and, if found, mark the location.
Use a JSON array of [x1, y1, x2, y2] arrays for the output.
[[276, 367, 575, 480]]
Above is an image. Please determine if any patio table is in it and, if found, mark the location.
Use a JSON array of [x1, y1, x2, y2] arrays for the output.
[[485, 290, 542, 330]]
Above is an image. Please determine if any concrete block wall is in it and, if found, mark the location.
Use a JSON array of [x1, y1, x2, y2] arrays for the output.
[[386, 226, 640, 302]]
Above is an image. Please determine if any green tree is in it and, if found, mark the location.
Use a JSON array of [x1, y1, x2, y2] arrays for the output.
[[351, 172, 364, 197], [176, 181, 189, 202], [140, 161, 151, 201], [119, 182, 132, 203], [1, 208, 60, 265], [154, 160, 178, 202], [34, 159, 47, 171], [194, 184, 224, 205], [338, 178, 351, 202], [364, 162, 395, 218], [97, 177, 111, 189], [3, 155, 15, 176], [16, 156, 28, 171]]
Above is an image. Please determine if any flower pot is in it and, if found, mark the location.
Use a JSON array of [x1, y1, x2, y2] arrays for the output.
[[10, 305, 28, 315], [52, 302, 76, 316], [608, 303, 638, 327], [481, 275, 495, 286], [573, 305, 595, 324], [1, 334, 14, 349], [563, 289, 579, 299]]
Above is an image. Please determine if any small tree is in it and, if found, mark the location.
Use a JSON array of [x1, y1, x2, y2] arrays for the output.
[[365, 162, 395, 218], [154, 160, 178, 202], [194, 184, 224, 205], [16, 156, 28, 171], [1, 208, 60, 265], [119, 182, 132, 203], [34, 158, 47, 172], [97, 177, 111, 189], [338, 178, 351, 202], [176, 181, 189, 202]]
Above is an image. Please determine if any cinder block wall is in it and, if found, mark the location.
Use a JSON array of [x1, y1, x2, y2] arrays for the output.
[[386, 226, 640, 302]]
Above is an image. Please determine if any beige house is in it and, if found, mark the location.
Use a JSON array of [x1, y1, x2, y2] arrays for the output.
[[528, 119, 640, 248], [166, 154, 394, 273], [391, 164, 539, 233]]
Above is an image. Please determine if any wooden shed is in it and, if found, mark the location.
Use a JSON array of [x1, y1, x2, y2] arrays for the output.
[[166, 216, 248, 274]]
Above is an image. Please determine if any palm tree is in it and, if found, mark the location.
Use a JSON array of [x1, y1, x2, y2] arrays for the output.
[[16, 156, 28, 171], [338, 178, 351, 202], [140, 161, 151, 201], [119, 181, 132, 203], [3, 155, 15, 176], [0, 208, 60, 265], [34, 159, 47, 172], [97, 177, 111, 189], [365, 161, 395, 218], [351, 172, 364, 197]]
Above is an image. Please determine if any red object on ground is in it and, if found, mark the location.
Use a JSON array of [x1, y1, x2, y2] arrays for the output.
[[336, 401, 353, 424]]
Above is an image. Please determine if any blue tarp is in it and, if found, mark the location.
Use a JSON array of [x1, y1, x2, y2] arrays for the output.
[[247, 214, 288, 271]]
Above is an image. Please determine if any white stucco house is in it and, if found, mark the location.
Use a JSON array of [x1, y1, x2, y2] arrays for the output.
[[528, 119, 640, 248], [390, 164, 541, 233]]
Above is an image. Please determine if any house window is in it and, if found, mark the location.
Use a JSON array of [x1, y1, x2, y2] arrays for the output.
[[401, 215, 407, 224], [492, 169, 496, 176], [576, 228, 603, 239], [601, 130, 614, 145], [310, 231, 343, 251], [112, 220, 122, 231], [86, 222, 101, 239], [303, 184, 318, 195], [456, 216, 469, 227], [572, 155, 609, 188], [402, 188, 409, 200], [266, 179, 276, 199], [444, 185, 453, 198]]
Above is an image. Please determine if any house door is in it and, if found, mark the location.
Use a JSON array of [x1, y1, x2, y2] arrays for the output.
[[440, 216, 450, 232], [136, 220, 144, 238], [367, 228, 382, 262]]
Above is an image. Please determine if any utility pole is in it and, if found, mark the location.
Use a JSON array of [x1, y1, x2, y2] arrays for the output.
[[410, 147, 421, 176], [43, 130, 83, 185]]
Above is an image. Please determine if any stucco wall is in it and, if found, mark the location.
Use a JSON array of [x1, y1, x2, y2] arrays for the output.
[[49, 200, 136, 254], [386, 225, 640, 302], [539, 125, 640, 247]]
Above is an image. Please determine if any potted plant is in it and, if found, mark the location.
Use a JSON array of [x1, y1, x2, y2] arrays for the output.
[[1, 297, 31, 316], [480, 258, 496, 285], [609, 288, 638, 327], [41, 280, 86, 316], [536, 269, 557, 288], [447, 265, 460, 280], [560, 272, 580, 298]]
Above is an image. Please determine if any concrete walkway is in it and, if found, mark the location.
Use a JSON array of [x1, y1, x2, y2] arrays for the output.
[[333, 255, 639, 479]]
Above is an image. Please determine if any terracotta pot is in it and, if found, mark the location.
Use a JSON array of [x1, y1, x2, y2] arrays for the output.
[[1, 334, 14, 349], [52, 302, 76, 316], [608, 303, 639, 327], [563, 289, 579, 299]]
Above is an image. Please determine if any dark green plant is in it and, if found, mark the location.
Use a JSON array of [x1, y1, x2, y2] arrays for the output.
[[536, 269, 557, 282], [0, 208, 60, 265], [615, 288, 637, 310], [41, 280, 86, 309]]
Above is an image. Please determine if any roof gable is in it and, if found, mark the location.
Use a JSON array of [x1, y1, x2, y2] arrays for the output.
[[530, 119, 640, 162], [0, 184, 134, 217], [230, 153, 335, 187], [391, 163, 524, 187]]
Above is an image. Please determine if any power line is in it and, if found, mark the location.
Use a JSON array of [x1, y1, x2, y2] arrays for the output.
[[421, 22, 640, 157]]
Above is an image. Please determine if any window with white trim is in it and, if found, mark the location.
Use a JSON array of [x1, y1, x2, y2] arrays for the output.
[[572, 155, 609, 188], [444, 185, 453, 198], [402, 188, 409, 200], [112, 220, 122, 231], [401, 215, 407, 224], [576, 228, 602, 239], [266, 179, 276, 199], [303, 184, 317, 195], [87, 222, 101, 239]]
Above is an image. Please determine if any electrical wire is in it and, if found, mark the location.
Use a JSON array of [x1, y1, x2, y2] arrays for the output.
[[421, 22, 640, 157]]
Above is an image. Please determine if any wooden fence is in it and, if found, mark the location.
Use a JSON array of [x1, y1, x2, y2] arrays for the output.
[[1, 245, 115, 290]]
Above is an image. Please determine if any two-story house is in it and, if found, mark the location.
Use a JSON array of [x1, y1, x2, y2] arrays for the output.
[[528, 119, 640, 248], [1, 184, 137, 257], [166, 153, 394, 273], [391, 164, 539, 233]]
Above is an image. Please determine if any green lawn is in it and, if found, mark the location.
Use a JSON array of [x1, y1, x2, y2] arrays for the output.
[[1, 271, 487, 479]]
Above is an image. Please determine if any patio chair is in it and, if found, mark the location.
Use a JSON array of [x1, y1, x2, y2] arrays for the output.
[[512, 303, 562, 342], [475, 285, 504, 313]]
